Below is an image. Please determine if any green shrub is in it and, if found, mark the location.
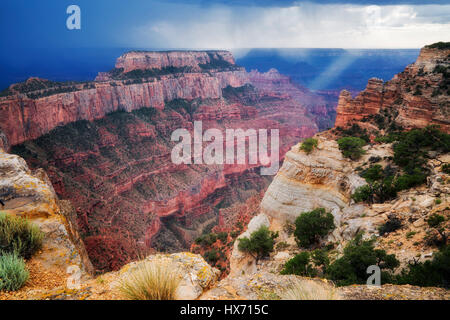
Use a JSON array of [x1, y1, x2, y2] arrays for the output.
[[393, 126, 450, 173], [294, 208, 335, 248], [300, 138, 318, 154], [205, 249, 219, 263], [238, 226, 278, 260], [406, 231, 417, 239], [442, 164, 450, 174], [427, 214, 445, 228], [426, 42, 450, 50], [360, 165, 383, 182], [195, 233, 217, 246], [379, 215, 402, 236], [394, 170, 427, 191], [326, 233, 399, 286], [280, 252, 316, 277], [217, 232, 228, 243], [0, 213, 44, 259], [337, 137, 366, 160], [352, 176, 397, 204], [395, 245, 449, 288], [335, 124, 370, 142], [311, 249, 330, 273], [352, 185, 373, 203], [0, 253, 29, 291]]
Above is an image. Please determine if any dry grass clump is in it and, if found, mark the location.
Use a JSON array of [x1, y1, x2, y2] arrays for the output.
[[118, 260, 182, 300], [279, 279, 341, 300], [0, 212, 44, 259]]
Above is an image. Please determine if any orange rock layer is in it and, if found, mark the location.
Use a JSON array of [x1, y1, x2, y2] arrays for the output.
[[335, 46, 450, 133]]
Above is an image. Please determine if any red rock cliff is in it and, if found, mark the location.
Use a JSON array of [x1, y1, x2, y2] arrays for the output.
[[0, 70, 248, 148], [115, 50, 236, 73], [335, 45, 450, 133]]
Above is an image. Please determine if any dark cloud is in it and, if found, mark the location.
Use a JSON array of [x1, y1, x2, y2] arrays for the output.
[[165, 0, 450, 7]]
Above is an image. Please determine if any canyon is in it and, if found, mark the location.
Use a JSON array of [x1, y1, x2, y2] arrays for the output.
[[0, 43, 448, 300], [1, 50, 331, 273]]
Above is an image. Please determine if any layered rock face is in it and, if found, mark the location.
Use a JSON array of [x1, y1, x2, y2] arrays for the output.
[[0, 149, 94, 276], [0, 70, 248, 147], [115, 50, 236, 73], [5, 51, 327, 273], [335, 45, 449, 133]]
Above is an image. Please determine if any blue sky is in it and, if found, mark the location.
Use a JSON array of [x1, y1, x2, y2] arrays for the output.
[[0, 0, 449, 49]]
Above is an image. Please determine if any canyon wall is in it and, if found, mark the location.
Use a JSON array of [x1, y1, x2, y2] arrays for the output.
[[4, 51, 329, 273], [0, 71, 248, 148], [230, 44, 450, 278], [335, 46, 450, 133]]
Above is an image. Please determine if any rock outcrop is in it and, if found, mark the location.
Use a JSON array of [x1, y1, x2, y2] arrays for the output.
[[335, 45, 450, 133], [114, 50, 236, 73], [0, 149, 94, 281]]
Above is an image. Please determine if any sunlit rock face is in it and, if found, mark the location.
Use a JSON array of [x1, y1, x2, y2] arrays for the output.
[[3, 51, 330, 273], [335, 46, 450, 133], [114, 51, 236, 73]]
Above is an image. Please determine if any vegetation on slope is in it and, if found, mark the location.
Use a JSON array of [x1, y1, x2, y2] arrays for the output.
[[352, 126, 450, 204], [0, 213, 43, 291]]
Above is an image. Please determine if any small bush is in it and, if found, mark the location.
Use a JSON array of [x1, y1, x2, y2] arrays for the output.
[[442, 164, 450, 174], [238, 226, 278, 260], [0, 213, 44, 259], [205, 249, 219, 263], [406, 231, 417, 239], [294, 208, 335, 248], [379, 215, 402, 236], [119, 261, 181, 300], [396, 245, 450, 288], [281, 252, 316, 277], [278, 279, 340, 300], [427, 214, 445, 228], [217, 232, 228, 243], [360, 165, 383, 182], [326, 233, 399, 286], [337, 137, 366, 160], [195, 233, 217, 246], [0, 253, 29, 291], [311, 249, 330, 272], [352, 185, 373, 203], [300, 138, 318, 154]]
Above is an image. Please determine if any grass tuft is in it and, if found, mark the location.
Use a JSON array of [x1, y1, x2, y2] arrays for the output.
[[279, 279, 340, 300], [0, 252, 29, 292], [0, 212, 44, 259], [118, 260, 182, 300]]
